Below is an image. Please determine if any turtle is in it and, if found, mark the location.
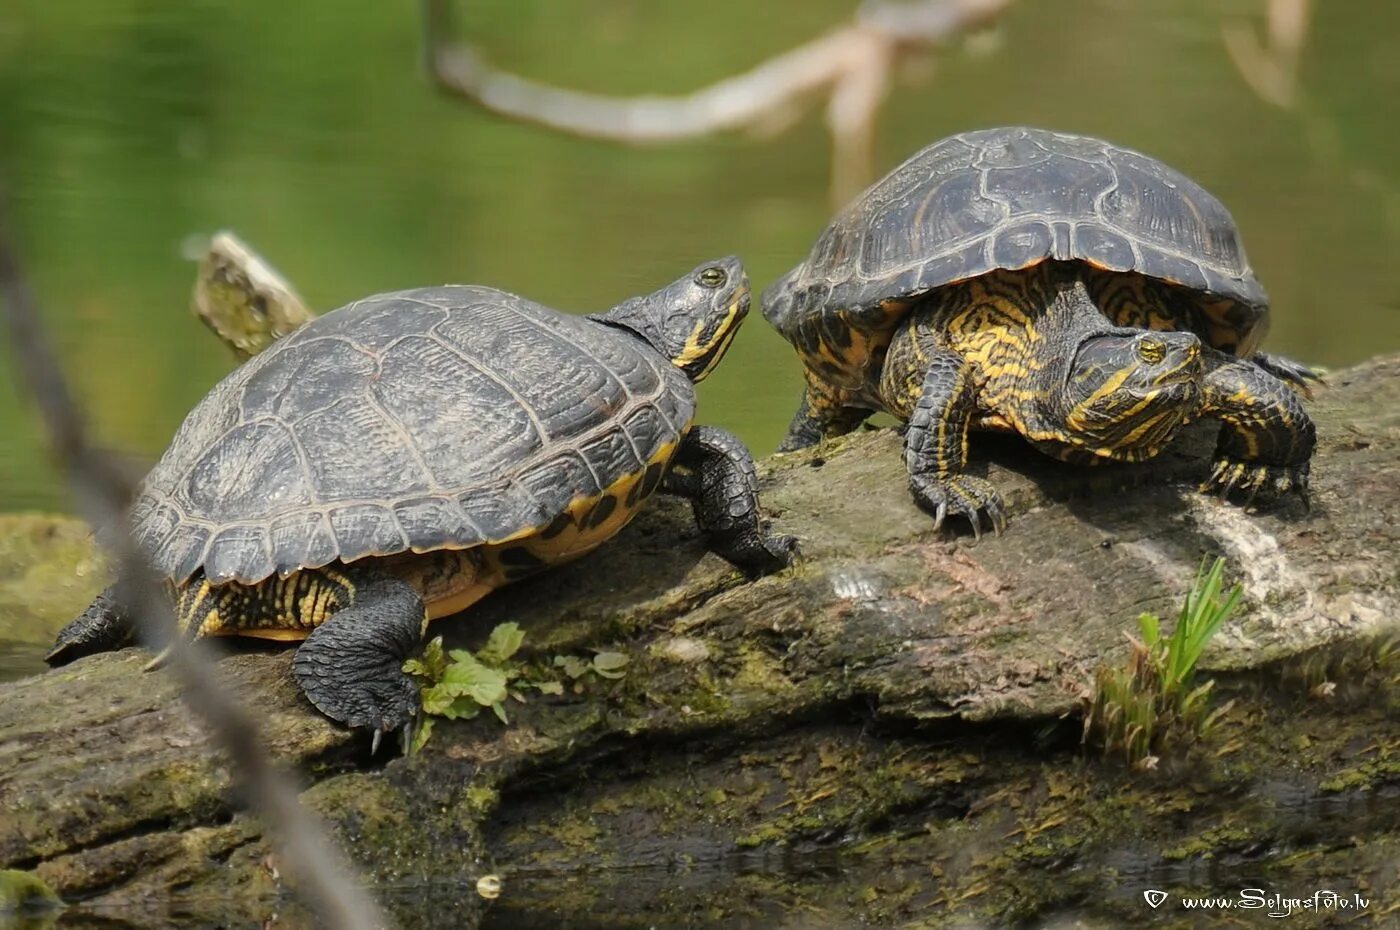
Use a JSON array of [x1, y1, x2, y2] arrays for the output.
[[762, 126, 1317, 534], [47, 256, 796, 739]]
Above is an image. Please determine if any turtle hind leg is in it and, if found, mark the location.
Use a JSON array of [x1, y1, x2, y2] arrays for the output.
[[1199, 349, 1316, 508], [291, 573, 427, 734], [778, 367, 870, 452], [46, 583, 136, 666]]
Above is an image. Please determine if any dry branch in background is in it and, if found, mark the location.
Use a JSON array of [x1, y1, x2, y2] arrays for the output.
[[0, 194, 389, 930], [1222, 0, 1313, 109], [422, 0, 1015, 206], [1221, 0, 1400, 235]]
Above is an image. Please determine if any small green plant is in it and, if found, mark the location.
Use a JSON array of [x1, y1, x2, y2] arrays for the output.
[[403, 622, 632, 753], [1083, 556, 1242, 767], [553, 650, 630, 681], [403, 622, 525, 753]]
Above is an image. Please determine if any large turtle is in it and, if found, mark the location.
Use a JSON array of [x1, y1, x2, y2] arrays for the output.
[[48, 257, 795, 738], [763, 126, 1317, 534]]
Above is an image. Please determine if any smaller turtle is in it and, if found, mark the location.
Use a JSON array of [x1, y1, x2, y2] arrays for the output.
[[763, 127, 1317, 534], [49, 257, 795, 739]]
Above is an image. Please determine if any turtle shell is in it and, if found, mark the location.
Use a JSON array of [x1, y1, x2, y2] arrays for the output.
[[763, 126, 1269, 356], [130, 287, 695, 586]]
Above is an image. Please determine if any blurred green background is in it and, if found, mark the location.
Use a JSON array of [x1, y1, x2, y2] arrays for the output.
[[1, 0, 1397, 512]]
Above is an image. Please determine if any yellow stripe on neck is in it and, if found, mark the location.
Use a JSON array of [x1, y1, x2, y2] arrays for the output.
[[673, 295, 744, 377]]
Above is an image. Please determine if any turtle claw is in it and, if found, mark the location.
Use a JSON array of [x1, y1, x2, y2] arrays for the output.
[[1242, 482, 1263, 511], [910, 474, 1006, 539], [371, 729, 384, 756], [1251, 352, 1323, 398], [1201, 457, 1310, 510], [761, 533, 801, 571]]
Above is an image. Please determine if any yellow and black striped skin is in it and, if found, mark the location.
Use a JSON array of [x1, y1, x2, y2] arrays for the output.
[[782, 261, 1314, 511], [1085, 270, 1265, 359], [792, 265, 1200, 460], [767, 128, 1315, 528]]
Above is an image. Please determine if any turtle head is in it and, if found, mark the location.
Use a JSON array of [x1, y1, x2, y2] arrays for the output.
[[590, 256, 749, 383], [1057, 329, 1204, 459]]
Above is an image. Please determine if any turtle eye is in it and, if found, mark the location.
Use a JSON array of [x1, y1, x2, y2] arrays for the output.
[[696, 267, 727, 289], [1137, 338, 1166, 364]]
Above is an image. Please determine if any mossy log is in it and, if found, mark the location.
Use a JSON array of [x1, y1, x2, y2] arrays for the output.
[[1, 357, 1398, 928]]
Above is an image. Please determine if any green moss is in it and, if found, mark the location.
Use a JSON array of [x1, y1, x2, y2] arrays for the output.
[[464, 782, 499, 814], [1160, 824, 1255, 861], [0, 869, 61, 912], [534, 814, 601, 851], [1319, 758, 1400, 793]]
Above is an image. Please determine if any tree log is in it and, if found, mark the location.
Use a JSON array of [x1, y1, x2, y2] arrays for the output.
[[1, 356, 1397, 928]]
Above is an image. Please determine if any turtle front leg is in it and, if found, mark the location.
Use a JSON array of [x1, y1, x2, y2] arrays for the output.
[[779, 366, 870, 452], [291, 572, 427, 738], [901, 350, 1006, 537], [663, 425, 797, 574], [46, 582, 138, 666], [1199, 349, 1316, 508]]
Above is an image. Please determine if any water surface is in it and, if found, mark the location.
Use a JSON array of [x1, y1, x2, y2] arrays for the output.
[[1, 0, 1397, 512]]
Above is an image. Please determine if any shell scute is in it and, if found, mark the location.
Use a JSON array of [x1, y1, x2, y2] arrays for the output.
[[204, 526, 272, 585], [268, 512, 338, 576], [763, 126, 1268, 359], [326, 504, 408, 562], [134, 287, 695, 585]]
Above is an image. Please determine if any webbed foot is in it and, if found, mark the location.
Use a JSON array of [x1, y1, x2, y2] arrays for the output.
[[291, 575, 425, 734], [664, 425, 799, 576], [743, 532, 800, 574], [1201, 456, 1311, 511], [909, 473, 1007, 538]]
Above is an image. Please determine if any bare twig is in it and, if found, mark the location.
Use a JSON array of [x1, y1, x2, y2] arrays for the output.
[[0, 192, 389, 930], [1222, 0, 1312, 109], [1220, 1, 1400, 234], [422, 0, 1013, 205]]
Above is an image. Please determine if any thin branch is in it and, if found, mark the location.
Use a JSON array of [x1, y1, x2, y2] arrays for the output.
[[0, 191, 389, 930], [1222, 0, 1312, 109], [423, 0, 1014, 204], [425, 13, 856, 143]]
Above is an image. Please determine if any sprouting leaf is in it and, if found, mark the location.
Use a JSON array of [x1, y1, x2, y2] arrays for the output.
[[478, 622, 526, 666], [532, 680, 565, 696], [441, 652, 510, 707], [443, 695, 486, 720], [1084, 555, 1244, 768], [404, 636, 448, 681], [409, 717, 435, 754], [554, 655, 591, 679], [591, 651, 630, 679], [1137, 612, 1160, 647], [421, 685, 456, 717]]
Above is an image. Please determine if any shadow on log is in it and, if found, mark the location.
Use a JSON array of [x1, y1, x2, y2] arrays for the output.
[[1, 357, 1397, 928]]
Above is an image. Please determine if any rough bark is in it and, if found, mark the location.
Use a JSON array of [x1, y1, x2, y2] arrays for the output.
[[1, 357, 1398, 928]]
